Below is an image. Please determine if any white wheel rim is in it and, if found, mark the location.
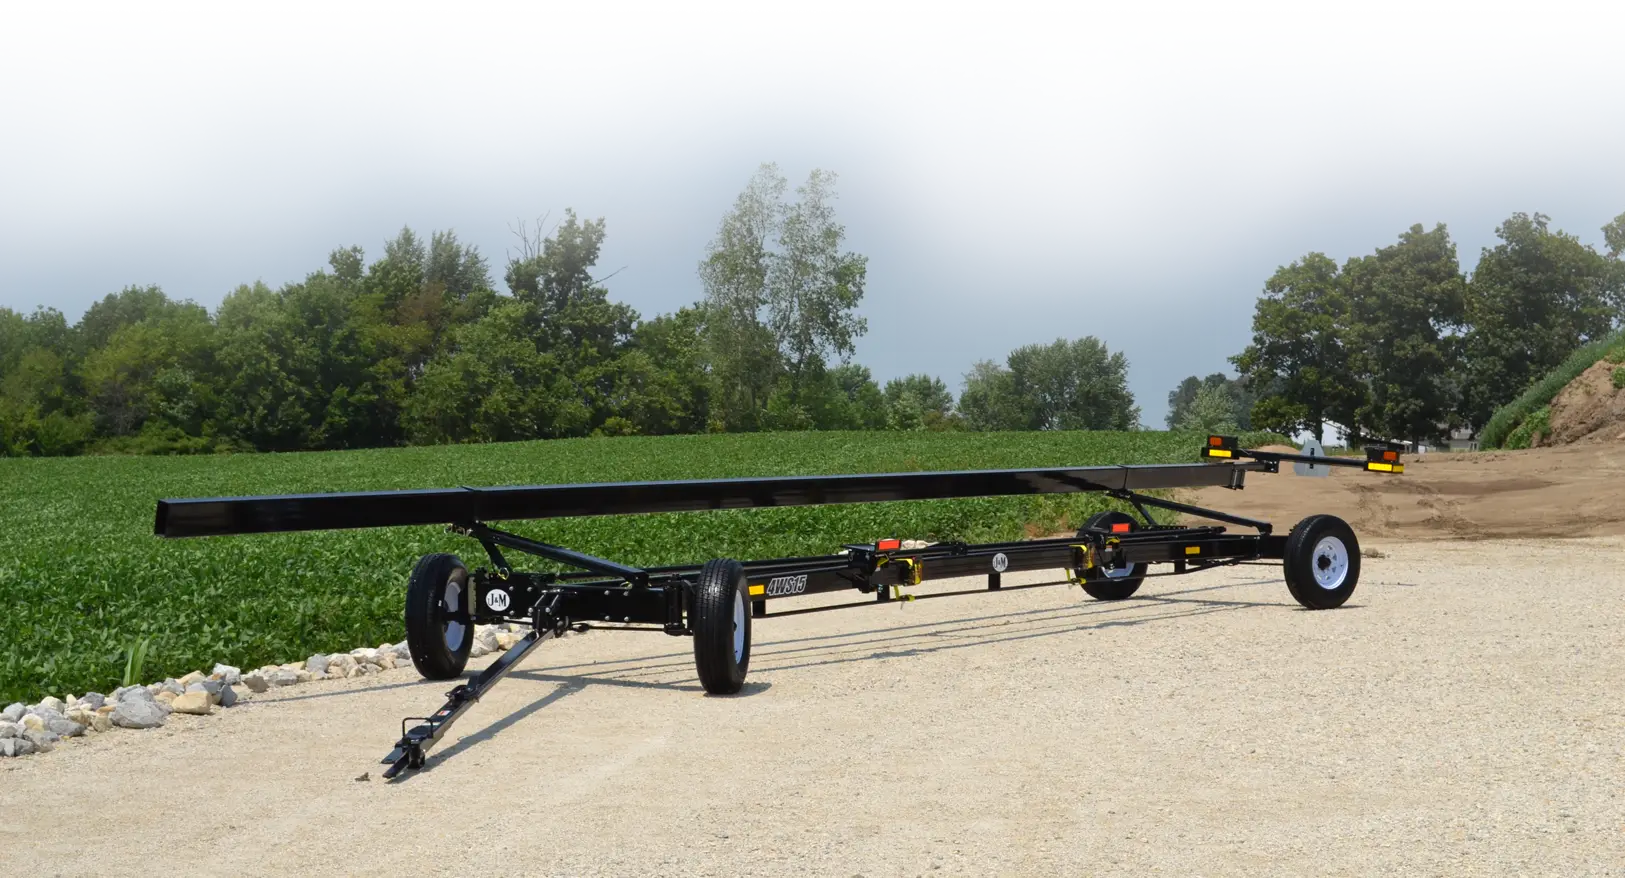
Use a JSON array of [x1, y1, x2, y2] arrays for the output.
[[1311, 536, 1349, 590], [443, 579, 466, 651], [732, 589, 746, 663], [1105, 561, 1137, 580]]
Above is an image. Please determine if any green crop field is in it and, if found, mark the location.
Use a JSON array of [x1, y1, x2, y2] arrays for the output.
[[0, 430, 1278, 704]]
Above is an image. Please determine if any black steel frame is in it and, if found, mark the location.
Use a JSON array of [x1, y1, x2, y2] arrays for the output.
[[153, 438, 1399, 779]]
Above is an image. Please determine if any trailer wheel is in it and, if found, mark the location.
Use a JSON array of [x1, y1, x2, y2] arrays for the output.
[[691, 558, 751, 694], [1282, 515, 1360, 610], [1078, 511, 1146, 600], [405, 553, 474, 680]]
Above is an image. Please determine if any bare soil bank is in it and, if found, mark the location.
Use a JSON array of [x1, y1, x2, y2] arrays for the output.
[[1182, 443, 1625, 539]]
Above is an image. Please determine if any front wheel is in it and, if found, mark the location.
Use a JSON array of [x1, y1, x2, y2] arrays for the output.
[[1282, 514, 1361, 609], [691, 558, 751, 694], [405, 553, 474, 679]]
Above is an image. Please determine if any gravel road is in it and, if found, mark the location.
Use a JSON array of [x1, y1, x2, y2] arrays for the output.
[[3, 536, 1622, 877]]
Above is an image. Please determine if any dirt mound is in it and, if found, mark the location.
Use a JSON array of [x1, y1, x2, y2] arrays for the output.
[[1543, 359, 1625, 445]]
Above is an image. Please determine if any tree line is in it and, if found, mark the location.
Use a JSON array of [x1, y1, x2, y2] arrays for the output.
[[0, 164, 1142, 457], [1164, 211, 1625, 445]]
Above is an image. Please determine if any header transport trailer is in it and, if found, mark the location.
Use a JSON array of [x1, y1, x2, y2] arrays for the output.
[[155, 435, 1404, 779]]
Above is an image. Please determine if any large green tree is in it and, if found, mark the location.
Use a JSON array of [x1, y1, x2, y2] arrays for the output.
[[76, 285, 180, 355], [1605, 212, 1625, 259], [78, 300, 217, 439], [214, 281, 325, 451], [500, 211, 638, 430], [209, 227, 498, 451], [697, 166, 785, 431], [1341, 223, 1467, 444], [961, 338, 1137, 431], [1006, 337, 1138, 430], [825, 364, 888, 430], [1600, 211, 1625, 319], [698, 163, 868, 428], [0, 306, 88, 456], [1231, 253, 1361, 442], [1, 307, 71, 384], [1460, 213, 1614, 428], [766, 169, 868, 396], [373, 228, 497, 440], [882, 373, 956, 431], [1165, 373, 1253, 431], [614, 307, 714, 436], [1176, 383, 1240, 434], [957, 360, 1024, 432], [403, 299, 586, 443]]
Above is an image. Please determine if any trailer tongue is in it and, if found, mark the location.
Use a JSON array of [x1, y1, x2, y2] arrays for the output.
[[155, 436, 1403, 779]]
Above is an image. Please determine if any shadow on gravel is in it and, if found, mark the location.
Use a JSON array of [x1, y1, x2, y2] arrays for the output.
[[408, 682, 581, 777], [255, 675, 447, 704], [512, 670, 704, 692], [388, 576, 1280, 779], [391, 675, 770, 780], [520, 577, 1286, 686], [750, 601, 1248, 676]]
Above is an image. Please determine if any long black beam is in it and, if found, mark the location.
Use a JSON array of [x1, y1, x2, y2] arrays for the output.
[[155, 461, 1263, 538]]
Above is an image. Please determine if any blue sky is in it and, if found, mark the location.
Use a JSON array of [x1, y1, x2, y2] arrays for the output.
[[2, 1, 1621, 425]]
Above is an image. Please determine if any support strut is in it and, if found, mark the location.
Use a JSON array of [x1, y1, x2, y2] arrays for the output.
[[1107, 489, 1274, 535], [459, 522, 649, 584], [381, 596, 567, 779]]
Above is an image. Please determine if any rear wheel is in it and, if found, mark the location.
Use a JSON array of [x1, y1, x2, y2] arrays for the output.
[[1282, 514, 1360, 609], [1077, 510, 1146, 600], [691, 558, 751, 694], [405, 553, 473, 679]]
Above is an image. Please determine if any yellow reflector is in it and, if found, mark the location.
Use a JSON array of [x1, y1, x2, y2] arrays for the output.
[[1205, 448, 1232, 458], [1365, 461, 1404, 473], [1185, 546, 1200, 555], [748, 584, 765, 596]]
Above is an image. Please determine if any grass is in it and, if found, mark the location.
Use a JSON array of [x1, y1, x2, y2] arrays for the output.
[[0, 429, 1281, 704], [1502, 406, 1551, 450], [1481, 329, 1625, 449]]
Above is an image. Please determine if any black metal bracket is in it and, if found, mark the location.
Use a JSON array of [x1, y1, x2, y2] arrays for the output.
[[469, 528, 513, 579]]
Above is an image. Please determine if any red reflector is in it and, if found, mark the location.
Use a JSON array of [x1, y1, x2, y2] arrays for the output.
[[877, 538, 901, 551], [1208, 436, 1223, 446], [1111, 523, 1131, 533], [1383, 450, 1398, 461]]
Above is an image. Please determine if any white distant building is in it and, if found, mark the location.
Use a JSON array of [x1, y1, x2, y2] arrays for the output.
[[1292, 422, 1477, 453], [1443, 428, 1478, 452]]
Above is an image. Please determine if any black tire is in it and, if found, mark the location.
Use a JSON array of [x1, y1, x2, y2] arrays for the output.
[[691, 558, 751, 694], [405, 553, 474, 679], [1077, 510, 1146, 600], [1282, 514, 1360, 609]]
